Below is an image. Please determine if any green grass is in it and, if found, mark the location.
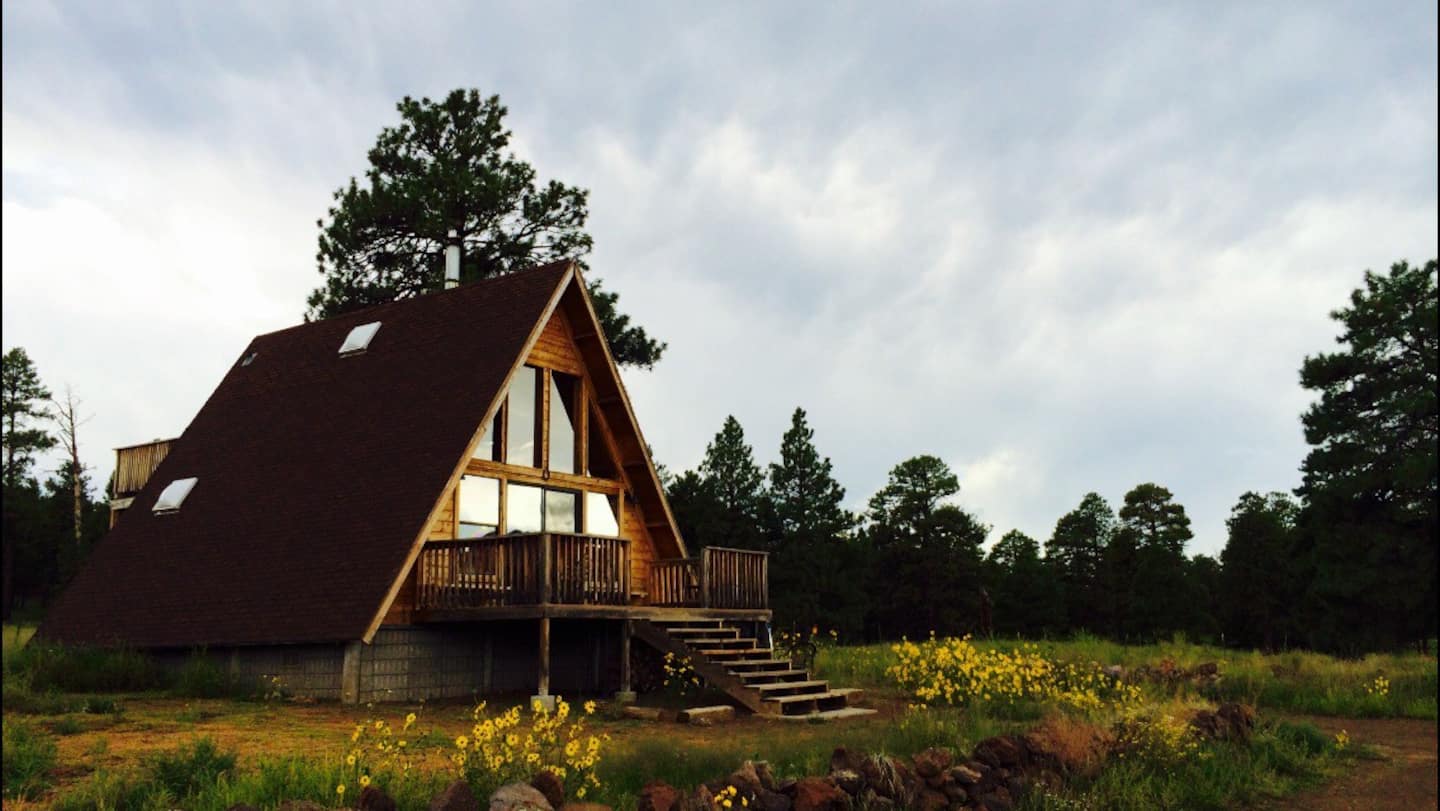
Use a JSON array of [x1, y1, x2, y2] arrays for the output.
[[2, 719, 58, 800], [815, 635, 1439, 719]]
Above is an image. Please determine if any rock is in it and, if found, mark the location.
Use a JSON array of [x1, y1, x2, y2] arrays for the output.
[[558, 805, 611, 811], [1191, 703, 1254, 742], [1194, 662, 1219, 678], [358, 786, 398, 811], [829, 769, 864, 796], [1102, 665, 1125, 680], [790, 778, 851, 811], [681, 785, 716, 811], [752, 789, 791, 811], [981, 787, 1014, 811], [829, 747, 866, 775], [637, 781, 683, 811], [858, 790, 893, 811], [941, 782, 969, 804], [430, 780, 481, 811], [973, 736, 1027, 770], [680, 705, 735, 724], [727, 760, 765, 796], [913, 788, 948, 811], [1005, 777, 1028, 800], [948, 764, 982, 786], [1217, 702, 1256, 740], [489, 782, 554, 811], [858, 755, 910, 804], [530, 771, 565, 810], [911, 747, 953, 779], [754, 761, 779, 792], [624, 706, 680, 723]]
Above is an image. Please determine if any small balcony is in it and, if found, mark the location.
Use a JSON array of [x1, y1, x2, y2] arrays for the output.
[[415, 535, 768, 618]]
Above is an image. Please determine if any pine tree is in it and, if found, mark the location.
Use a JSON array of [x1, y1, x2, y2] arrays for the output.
[[865, 455, 988, 639], [1116, 483, 1194, 640], [694, 416, 766, 550], [986, 530, 1064, 638], [766, 408, 859, 636], [1045, 493, 1115, 633], [307, 89, 664, 368], [1298, 259, 1438, 652], [2, 347, 54, 619], [1219, 491, 1299, 650]]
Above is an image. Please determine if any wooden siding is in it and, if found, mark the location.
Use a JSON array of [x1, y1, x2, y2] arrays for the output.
[[526, 308, 585, 374], [113, 439, 176, 497]]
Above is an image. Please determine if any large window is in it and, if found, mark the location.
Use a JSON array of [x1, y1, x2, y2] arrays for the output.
[[457, 475, 500, 538], [505, 367, 539, 466], [507, 484, 579, 534], [585, 492, 620, 537], [549, 372, 578, 474]]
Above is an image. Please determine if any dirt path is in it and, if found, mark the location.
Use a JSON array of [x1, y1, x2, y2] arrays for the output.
[[1272, 716, 1437, 811]]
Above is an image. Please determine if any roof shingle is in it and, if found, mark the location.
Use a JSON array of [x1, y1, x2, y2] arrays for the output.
[[41, 261, 572, 648]]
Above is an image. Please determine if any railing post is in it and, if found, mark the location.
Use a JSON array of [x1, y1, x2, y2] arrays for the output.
[[539, 534, 553, 605], [700, 548, 711, 608]]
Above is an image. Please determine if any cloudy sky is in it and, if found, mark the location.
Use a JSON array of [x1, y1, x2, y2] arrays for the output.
[[3, 1, 1436, 556]]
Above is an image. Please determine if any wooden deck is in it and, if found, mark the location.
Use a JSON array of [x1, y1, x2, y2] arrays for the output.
[[415, 534, 769, 621]]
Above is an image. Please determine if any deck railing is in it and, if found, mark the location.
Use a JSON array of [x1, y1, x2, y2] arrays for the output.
[[417, 533, 631, 610], [648, 546, 769, 609]]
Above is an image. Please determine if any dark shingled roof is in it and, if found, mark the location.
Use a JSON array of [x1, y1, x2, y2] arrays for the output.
[[41, 261, 573, 648]]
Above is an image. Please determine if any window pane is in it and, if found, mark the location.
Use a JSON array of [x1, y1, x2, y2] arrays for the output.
[[585, 404, 619, 478], [458, 476, 499, 526], [507, 484, 543, 534], [585, 492, 620, 536], [549, 373, 577, 474], [545, 490, 578, 534], [506, 367, 538, 467], [458, 522, 497, 539], [476, 409, 501, 461]]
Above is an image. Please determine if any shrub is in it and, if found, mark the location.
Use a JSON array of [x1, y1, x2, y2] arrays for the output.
[[2, 720, 58, 800], [173, 650, 255, 699], [9, 643, 165, 692], [146, 737, 237, 799]]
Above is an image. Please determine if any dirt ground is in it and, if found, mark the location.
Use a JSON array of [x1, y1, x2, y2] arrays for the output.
[[1272, 715, 1438, 811]]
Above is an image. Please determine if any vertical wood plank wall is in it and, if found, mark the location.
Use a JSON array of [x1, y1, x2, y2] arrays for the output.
[[383, 306, 661, 626]]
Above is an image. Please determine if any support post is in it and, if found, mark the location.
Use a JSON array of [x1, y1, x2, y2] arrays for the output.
[[615, 619, 636, 704], [341, 640, 362, 705], [531, 616, 556, 712]]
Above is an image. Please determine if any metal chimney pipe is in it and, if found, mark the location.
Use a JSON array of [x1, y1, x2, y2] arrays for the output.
[[444, 230, 460, 289]]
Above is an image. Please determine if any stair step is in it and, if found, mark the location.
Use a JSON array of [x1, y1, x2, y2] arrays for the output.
[[667, 628, 740, 640], [831, 687, 865, 706], [765, 707, 880, 722], [688, 637, 758, 650], [738, 669, 810, 685], [655, 620, 726, 630], [697, 648, 772, 660], [726, 659, 793, 672], [764, 690, 853, 715], [755, 680, 829, 695]]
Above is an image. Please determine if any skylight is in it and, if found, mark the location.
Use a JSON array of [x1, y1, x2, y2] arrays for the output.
[[153, 478, 198, 514], [339, 322, 382, 355]]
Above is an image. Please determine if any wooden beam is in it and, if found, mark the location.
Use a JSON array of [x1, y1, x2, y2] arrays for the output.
[[415, 604, 773, 622], [537, 616, 551, 697]]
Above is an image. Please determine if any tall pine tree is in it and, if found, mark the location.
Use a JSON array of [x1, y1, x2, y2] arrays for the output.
[[1045, 493, 1115, 633], [986, 530, 1064, 638], [865, 455, 988, 639], [766, 408, 860, 637], [1298, 259, 1437, 652], [1115, 483, 1194, 640], [694, 416, 766, 551]]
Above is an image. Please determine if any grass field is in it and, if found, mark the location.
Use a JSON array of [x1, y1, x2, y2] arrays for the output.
[[3, 625, 1433, 810]]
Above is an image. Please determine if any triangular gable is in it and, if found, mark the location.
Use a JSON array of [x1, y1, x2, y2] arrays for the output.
[[363, 265, 688, 639]]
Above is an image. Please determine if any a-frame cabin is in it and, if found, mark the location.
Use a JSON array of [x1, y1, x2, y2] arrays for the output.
[[43, 262, 867, 717]]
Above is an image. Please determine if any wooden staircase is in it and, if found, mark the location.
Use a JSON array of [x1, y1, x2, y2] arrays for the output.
[[633, 619, 875, 719]]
